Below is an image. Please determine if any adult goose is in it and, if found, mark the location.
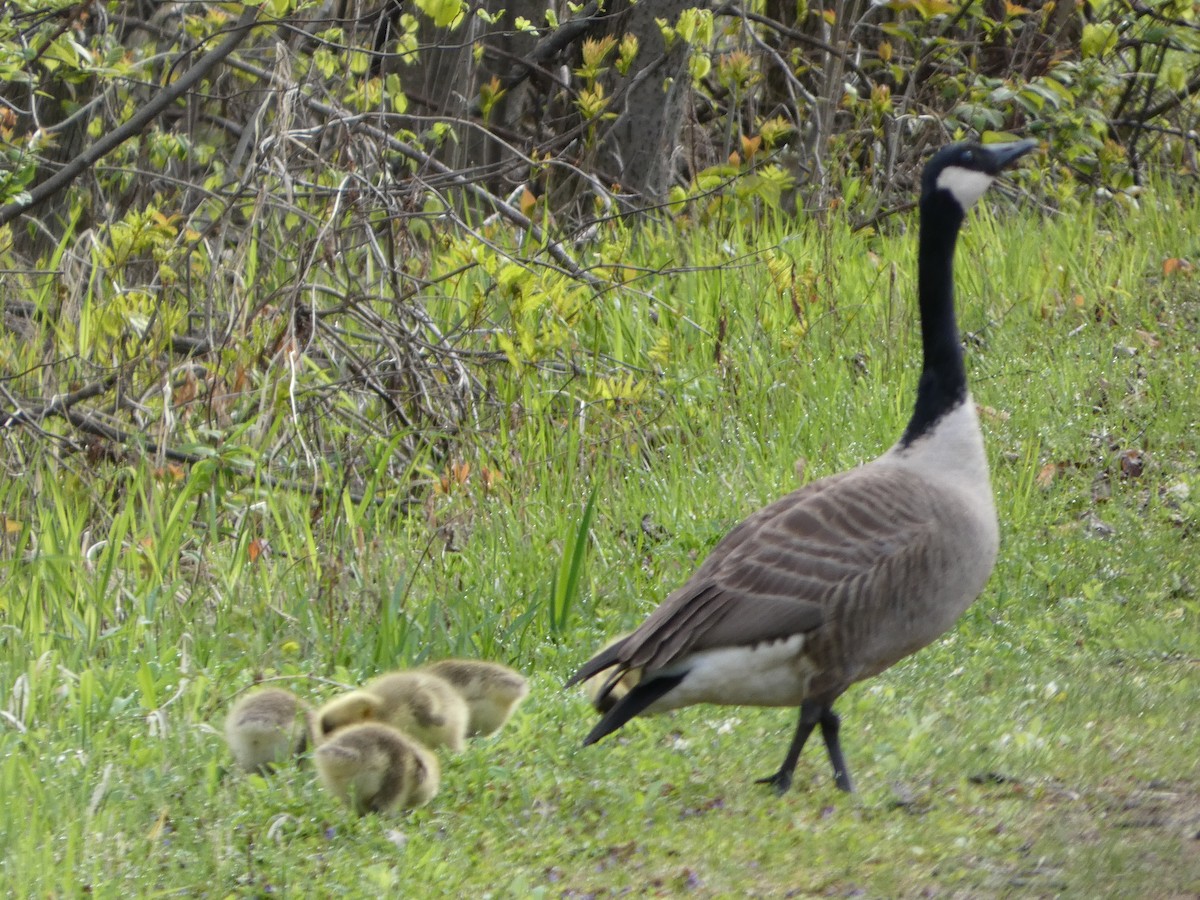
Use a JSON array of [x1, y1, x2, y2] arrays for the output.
[[566, 140, 1037, 793]]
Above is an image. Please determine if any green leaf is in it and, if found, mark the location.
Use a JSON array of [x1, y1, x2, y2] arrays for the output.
[[495, 332, 521, 372], [981, 130, 1024, 144], [136, 662, 158, 709], [676, 8, 713, 45], [413, 0, 464, 28], [549, 488, 598, 633], [1080, 23, 1117, 58]]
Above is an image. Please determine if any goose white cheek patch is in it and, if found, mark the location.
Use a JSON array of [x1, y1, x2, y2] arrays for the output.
[[936, 166, 995, 209]]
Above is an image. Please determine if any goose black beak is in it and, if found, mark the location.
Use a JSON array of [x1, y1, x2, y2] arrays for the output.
[[981, 139, 1039, 174]]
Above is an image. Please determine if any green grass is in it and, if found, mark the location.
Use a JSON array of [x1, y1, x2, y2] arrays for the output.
[[2, 185, 1199, 897]]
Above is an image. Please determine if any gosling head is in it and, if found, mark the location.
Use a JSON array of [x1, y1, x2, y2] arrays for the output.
[[313, 690, 382, 744]]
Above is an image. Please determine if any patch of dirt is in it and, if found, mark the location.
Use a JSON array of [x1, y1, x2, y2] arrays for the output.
[[964, 776, 1200, 896]]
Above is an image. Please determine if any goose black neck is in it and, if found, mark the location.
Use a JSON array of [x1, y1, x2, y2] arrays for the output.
[[899, 192, 967, 446]]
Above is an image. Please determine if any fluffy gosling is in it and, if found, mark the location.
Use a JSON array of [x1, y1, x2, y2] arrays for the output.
[[224, 687, 309, 773], [422, 659, 529, 737], [311, 690, 382, 744], [314, 723, 440, 814], [363, 671, 470, 752], [580, 636, 642, 714]]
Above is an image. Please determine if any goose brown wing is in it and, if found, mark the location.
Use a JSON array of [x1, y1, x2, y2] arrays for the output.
[[592, 465, 940, 677]]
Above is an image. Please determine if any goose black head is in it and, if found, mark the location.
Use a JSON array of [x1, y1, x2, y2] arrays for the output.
[[921, 139, 1038, 214]]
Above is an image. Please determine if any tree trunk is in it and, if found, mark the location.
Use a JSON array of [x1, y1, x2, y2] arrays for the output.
[[594, 0, 694, 204]]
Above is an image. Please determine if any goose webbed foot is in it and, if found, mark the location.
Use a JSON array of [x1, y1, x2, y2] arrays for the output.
[[756, 701, 853, 794], [754, 768, 795, 795]]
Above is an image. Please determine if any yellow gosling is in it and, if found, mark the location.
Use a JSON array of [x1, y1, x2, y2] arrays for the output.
[[423, 659, 529, 737], [581, 636, 642, 714], [224, 687, 309, 773], [363, 671, 469, 752], [314, 723, 439, 814], [311, 690, 382, 744]]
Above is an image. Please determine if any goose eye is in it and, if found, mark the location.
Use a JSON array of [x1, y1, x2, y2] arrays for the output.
[[962, 150, 974, 164]]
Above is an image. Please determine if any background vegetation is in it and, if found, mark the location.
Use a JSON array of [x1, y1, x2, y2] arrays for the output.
[[1, 0, 1198, 895]]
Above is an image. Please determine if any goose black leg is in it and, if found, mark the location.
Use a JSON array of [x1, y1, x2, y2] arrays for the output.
[[818, 707, 853, 793], [755, 700, 822, 795]]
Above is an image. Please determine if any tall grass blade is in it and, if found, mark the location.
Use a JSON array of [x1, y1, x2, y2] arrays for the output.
[[549, 487, 598, 634]]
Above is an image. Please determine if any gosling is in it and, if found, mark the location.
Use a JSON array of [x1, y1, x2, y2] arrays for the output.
[[311, 690, 382, 744], [314, 722, 440, 814], [422, 659, 529, 737], [579, 636, 642, 715], [224, 687, 309, 773], [363, 671, 470, 752]]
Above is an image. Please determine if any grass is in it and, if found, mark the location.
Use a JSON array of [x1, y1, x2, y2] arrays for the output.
[[1, 182, 1199, 897]]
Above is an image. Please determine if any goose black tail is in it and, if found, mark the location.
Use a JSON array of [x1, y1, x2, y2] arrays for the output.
[[582, 672, 686, 746], [564, 637, 631, 689]]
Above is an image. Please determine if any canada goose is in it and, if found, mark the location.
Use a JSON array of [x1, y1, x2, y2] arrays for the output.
[[363, 671, 470, 752], [422, 659, 530, 737], [578, 635, 642, 714], [311, 690, 383, 744], [224, 687, 310, 773], [314, 722, 440, 814], [566, 140, 1037, 794]]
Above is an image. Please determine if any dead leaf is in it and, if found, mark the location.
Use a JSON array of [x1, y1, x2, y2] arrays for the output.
[[794, 456, 808, 482], [437, 461, 472, 494], [248, 538, 271, 562], [1134, 329, 1161, 350], [147, 808, 170, 843], [480, 466, 500, 493], [1037, 463, 1060, 488], [1118, 448, 1145, 478], [153, 463, 186, 482], [518, 187, 538, 217], [175, 371, 198, 409], [231, 364, 249, 395], [977, 404, 1011, 423], [1162, 257, 1193, 277], [1093, 300, 1117, 324]]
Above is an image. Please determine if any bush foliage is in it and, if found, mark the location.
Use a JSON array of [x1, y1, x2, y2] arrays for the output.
[[0, 0, 1197, 532]]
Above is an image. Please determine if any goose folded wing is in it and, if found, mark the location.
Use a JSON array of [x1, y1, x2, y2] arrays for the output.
[[569, 467, 940, 685], [620, 469, 940, 671]]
